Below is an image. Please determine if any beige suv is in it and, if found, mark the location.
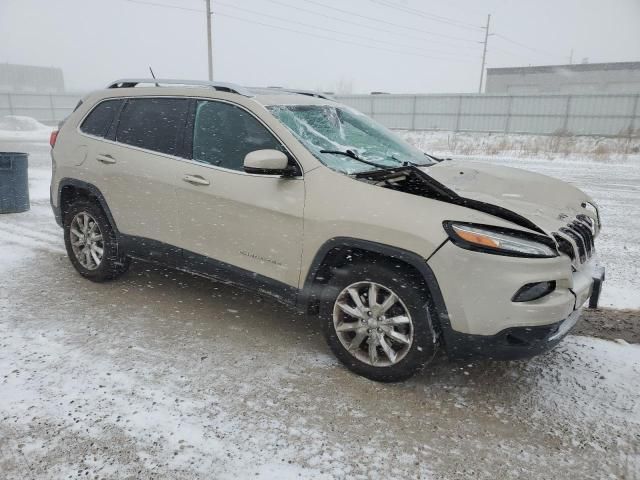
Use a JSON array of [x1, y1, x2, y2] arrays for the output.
[[50, 79, 605, 382]]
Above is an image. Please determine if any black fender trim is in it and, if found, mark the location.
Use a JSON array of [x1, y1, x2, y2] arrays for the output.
[[55, 178, 119, 233], [298, 237, 451, 331]]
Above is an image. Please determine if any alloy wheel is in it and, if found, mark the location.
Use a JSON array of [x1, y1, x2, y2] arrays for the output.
[[332, 281, 414, 367], [69, 212, 104, 271]]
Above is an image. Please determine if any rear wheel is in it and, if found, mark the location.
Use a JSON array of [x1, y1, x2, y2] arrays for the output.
[[320, 262, 437, 382], [63, 199, 129, 282]]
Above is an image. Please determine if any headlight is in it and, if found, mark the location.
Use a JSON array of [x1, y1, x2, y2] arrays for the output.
[[443, 222, 558, 258]]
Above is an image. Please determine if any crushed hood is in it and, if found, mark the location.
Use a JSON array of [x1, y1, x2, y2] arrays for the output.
[[424, 160, 596, 234]]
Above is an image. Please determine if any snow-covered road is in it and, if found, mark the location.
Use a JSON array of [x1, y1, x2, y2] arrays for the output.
[[1, 232, 639, 479], [0, 129, 639, 479]]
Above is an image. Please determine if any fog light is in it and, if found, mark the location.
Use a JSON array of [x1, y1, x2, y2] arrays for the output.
[[512, 281, 556, 302]]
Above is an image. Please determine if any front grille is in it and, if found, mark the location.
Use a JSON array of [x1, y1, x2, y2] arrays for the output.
[[554, 215, 596, 265], [571, 221, 594, 256], [560, 226, 587, 263], [553, 233, 576, 261]]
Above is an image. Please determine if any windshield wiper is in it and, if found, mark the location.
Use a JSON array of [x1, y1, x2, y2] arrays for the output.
[[319, 149, 391, 170], [390, 154, 424, 167], [424, 152, 448, 163]]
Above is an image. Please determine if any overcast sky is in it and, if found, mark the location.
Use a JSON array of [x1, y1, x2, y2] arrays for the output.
[[2, 0, 640, 93]]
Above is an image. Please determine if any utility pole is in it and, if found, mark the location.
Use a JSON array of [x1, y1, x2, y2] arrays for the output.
[[569, 48, 574, 65], [206, 0, 213, 81], [478, 13, 491, 93]]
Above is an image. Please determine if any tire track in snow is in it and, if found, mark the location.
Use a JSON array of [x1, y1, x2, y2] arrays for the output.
[[0, 228, 65, 255], [0, 221, 62, 246]]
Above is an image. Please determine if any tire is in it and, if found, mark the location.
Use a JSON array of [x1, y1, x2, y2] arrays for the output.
[[319, 261, 437, 382], [63, 199, 130, 282]]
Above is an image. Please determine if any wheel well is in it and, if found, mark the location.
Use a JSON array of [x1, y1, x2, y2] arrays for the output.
[[59, 185, 100, 221], [306, 246, 430, 314]]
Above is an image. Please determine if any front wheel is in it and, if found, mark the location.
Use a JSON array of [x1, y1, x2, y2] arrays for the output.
[[320, 262, 437, 382]]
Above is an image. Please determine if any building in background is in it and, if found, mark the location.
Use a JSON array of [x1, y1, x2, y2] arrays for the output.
[[485, 61, 640, 94], [0, 63, 65, 93]]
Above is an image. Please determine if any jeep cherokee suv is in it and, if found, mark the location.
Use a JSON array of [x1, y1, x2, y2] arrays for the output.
[[50, 79, 605, 382]]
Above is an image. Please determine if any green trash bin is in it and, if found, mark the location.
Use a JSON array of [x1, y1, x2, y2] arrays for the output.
[[0, 152, 30, 214]]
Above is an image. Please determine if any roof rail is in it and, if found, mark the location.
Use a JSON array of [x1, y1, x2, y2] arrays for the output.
[[105, 78, 254, 97], [280, 89, 333, 100], [249, 86, 333, 100]]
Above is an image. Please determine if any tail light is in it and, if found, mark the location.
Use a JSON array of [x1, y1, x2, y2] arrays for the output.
[[50, 130, 59, 148]]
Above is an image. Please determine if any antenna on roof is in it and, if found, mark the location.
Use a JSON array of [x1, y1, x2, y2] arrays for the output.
[[149, 67, 159, 87]]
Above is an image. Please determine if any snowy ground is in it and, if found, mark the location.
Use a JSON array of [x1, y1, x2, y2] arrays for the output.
[[1, 122, 639, 479]]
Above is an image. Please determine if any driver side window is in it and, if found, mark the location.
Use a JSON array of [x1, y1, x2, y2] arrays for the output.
[[192, 100, 283, 171]]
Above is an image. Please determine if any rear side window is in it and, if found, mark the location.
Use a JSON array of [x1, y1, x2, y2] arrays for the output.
[[192, 100, 282, 171], [80, 99, 122, 138], [116, 98, 189, 156]]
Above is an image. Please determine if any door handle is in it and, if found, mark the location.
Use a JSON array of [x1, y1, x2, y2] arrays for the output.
[[183, 174, 210, 186], [96, 154, 116, 164]]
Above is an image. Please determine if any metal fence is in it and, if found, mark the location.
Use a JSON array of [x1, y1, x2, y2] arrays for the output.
[[0, 91, 81, 125], [2, 90, 639, 136], [334, 93, 640, 137]]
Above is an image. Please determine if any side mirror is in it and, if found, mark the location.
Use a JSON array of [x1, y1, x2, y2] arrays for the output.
[[244, 149, 290, 175]]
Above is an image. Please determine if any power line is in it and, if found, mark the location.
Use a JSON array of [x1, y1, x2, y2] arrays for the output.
[[127, 0, 560, 66], [367, 0, 561, 64], [213, 11, 473, 62], [297, 0, 479, 45], [494, 33, 558, 59], [126, 0, 202, 13], [215, 1, 478, 59], [489, 45, 535, 59], [427, 0, 489, 16], [262, 0, 480, 52], [369, 0, 483, 31], [366, 0, 560, 63], [123, 0, 474, 63], [371, 1, 559, 63]]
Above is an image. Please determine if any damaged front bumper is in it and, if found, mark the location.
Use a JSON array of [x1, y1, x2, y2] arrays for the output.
[[441, 266, 605, 361], [443, 308, 583, 360]]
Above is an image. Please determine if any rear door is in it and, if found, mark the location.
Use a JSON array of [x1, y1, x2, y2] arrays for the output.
[[87, 97, 189, 251], [175, 99, 305, 290]]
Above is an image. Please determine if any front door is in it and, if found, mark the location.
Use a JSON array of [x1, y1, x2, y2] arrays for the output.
[[175, 99, 305, 291]]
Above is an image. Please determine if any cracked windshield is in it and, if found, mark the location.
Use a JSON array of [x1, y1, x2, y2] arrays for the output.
[[268, 105, 434, 173]]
